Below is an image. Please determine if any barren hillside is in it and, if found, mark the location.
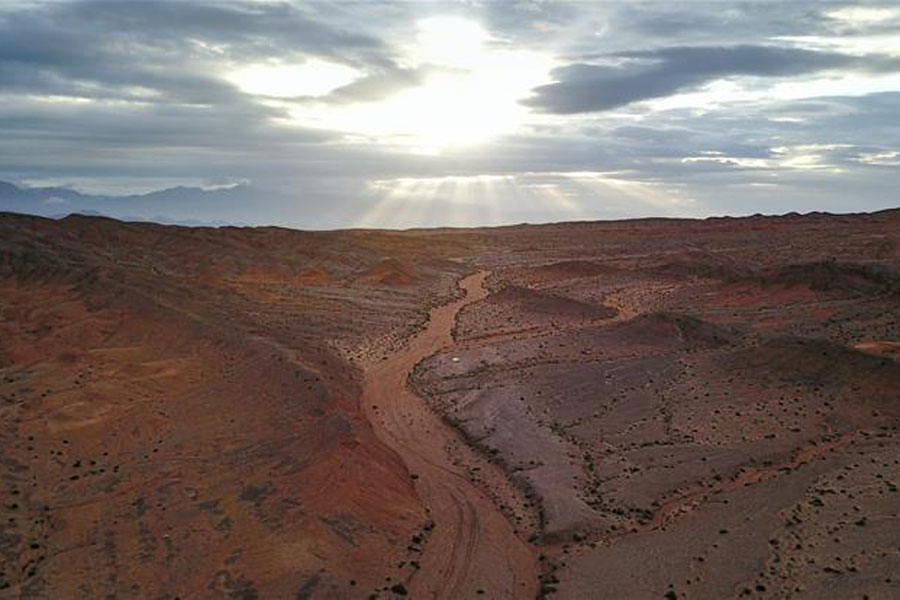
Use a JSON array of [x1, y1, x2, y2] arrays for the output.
[[1, 209, 899, 599]]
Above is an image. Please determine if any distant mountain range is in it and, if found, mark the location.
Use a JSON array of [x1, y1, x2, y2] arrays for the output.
[[0, 180, 252, 226]]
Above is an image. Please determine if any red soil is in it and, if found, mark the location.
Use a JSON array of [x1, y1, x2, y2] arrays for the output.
[[2, 208, 899, 599], [361, 272, 537, 598]]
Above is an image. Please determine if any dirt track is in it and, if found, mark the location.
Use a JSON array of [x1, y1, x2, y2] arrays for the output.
[[361, 271, 538, 599]]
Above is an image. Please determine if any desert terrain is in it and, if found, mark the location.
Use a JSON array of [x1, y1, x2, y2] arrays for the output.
[[1, 209, 899, 599]]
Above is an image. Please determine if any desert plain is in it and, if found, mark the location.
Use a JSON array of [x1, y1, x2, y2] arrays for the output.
[[1, 209, 899, 599]]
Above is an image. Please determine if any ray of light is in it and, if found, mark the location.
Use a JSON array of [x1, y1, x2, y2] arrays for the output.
[[357, 170, 707, 228]]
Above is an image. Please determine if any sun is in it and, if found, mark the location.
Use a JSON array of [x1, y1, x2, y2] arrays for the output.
[[282, 17, 556, 152]]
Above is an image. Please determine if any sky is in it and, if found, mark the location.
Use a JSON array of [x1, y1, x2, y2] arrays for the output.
[[0, 0, 899, 228]]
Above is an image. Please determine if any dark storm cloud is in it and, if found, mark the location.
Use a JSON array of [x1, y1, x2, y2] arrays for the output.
[[526, 45, 900, 114]]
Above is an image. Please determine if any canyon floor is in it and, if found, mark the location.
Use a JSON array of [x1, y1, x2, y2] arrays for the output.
[[1, 209, 899, 599]]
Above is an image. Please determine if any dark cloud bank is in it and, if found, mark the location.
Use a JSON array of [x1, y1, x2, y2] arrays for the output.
[[527, 45, 900, 113]]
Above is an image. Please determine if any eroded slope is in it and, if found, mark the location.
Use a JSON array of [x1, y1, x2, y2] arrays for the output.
[[0, 214, 473, 598], [412, 210, 900, 599]]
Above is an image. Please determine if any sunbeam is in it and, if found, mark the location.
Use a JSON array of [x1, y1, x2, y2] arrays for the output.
[[356, 171, 698, 228]]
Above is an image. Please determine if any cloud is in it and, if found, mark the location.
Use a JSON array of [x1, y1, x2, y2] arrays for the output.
[[0, 1, 396, 105], [320, 67, 427, 104], [525, 45, 900, 114], [0, 1, 898, 226]]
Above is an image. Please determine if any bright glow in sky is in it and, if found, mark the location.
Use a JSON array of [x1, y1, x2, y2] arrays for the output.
[[228, 59, 359, 98], [777, 33, 900, 57], [826, 7, 900, 24], [358, 171, 699, 227], [286, 17, 556, 152], [683, 144, 854, 173], [646, 71, 900, 112], [413, 16, 490, 69]]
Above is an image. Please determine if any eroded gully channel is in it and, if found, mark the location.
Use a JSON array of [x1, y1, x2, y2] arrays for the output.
[[361, 271, 539, 599]]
